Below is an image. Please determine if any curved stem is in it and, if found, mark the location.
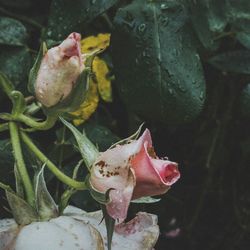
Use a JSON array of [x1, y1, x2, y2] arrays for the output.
[[9, 122, 35, 207], [17, 114, 58, 130], [20, 131, 87, 190]]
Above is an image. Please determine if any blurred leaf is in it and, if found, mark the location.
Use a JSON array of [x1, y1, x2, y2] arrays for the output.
[[236, 31, 250, 49], [226, 0, 250, 20], [0, 0, 32, 9], [209, 50, 250, 74], [239, 83, 250, 118], [188, 0, 227, 50], [0, 17, 28, 46], [0, 140, 14, 183], [111, 0, 206, 124], [0, 46, 31, 87], [47, 0, 118, 41]]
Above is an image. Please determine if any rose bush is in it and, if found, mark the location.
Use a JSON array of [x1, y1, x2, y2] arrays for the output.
[[89, 129, 180, 221], [35, 32, 84, 107]]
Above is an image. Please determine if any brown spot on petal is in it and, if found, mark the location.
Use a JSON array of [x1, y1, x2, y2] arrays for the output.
[[147, 147, 157, 159], [95, 160, 106, 168]]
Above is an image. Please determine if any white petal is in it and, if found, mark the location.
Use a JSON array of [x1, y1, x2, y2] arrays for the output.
[[64, 206, 159, 250], [0, 218, 18, 249]]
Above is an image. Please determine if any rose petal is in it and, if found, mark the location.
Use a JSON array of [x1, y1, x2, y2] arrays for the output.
[[131, 142, 180, 199], [90, 129, 152, 220], [64, 206, 159, 250], [35, 32, 83, 107], [0, 218, 18, 249]]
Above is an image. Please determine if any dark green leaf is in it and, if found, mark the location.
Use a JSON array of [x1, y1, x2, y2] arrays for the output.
[[188, 0, 227, 50], [0, 0, 32, 9], [0, 17, 28, 46], [239, 83, 250, 118], [0, 139, 14, 184], [209, 50, 250, 74], [47, 0, 119, 41], [83, 122, 120, 151], [111, 0, 206, 124], [226, 0, 250, 20], [0, 46, 31, 87]]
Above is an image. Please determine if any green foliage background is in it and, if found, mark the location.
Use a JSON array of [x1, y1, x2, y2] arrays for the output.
[[1, 0, 250, 249]]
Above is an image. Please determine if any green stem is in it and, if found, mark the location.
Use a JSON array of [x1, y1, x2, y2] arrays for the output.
[[20, 131, 87, 190], [17, 114, 58, 130], [0, 181, 12, 192], [0, 123, 8, 132], [9, 122, 35, 206]]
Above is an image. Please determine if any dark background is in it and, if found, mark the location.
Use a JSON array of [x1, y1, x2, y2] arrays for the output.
[[1, 0, 250, 249]]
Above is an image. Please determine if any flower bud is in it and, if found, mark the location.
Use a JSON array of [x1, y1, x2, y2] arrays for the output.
[[35, 33, 84, 108]]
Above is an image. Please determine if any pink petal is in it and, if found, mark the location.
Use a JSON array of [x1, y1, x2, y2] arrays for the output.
[[90, 129, 152, 220], [131, 142, 180, 199], [35, 32, 83, 107], [59, 32, 82, 60]]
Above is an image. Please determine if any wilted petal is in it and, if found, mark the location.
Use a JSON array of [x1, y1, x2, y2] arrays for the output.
[[13, 216, 104, 250], [0, 218, 18, 249], [89, 130, 152, 220], [64, 206, 159, 250]]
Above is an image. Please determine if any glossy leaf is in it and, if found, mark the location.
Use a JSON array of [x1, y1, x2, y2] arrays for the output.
[[0, 46, 31, 87], [111, 0, 206, 124], [188, 0, 227, 50], [0, 17, 28, 46], [47, 0, 118, 41]]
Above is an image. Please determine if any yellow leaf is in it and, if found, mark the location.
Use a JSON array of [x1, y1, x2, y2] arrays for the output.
[[70, 80, 99, 126], [81, 34, 111, 53], [69, 33, 112, 125], [93, 57, 112, 102]]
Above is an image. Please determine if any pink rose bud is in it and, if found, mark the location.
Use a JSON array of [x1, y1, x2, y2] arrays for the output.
[[90, 129, 180, 221], [35, 33, 84, 107]]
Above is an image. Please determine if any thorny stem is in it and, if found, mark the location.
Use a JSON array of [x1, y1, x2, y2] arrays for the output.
[[20, 131, 87, 190], [9, 122, 35, 207]]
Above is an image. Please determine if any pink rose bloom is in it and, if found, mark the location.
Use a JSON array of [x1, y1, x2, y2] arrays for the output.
[[35, 32, 84, 107], [90, 129, 180, 221]]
